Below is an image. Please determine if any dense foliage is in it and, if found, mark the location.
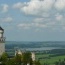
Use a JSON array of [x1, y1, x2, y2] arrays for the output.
[[0, 52, 41, 65]]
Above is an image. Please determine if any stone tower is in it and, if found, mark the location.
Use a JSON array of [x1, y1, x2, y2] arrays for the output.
[[0, 26, 5, 55]]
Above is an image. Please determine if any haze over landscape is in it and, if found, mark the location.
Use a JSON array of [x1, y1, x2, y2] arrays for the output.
[[0, 0, 65, 41]]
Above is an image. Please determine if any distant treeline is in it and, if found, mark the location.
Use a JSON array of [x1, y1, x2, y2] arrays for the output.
[[5, 41, 65, 49], [48, 49, 65, 54], [36, 49, 65, 54]]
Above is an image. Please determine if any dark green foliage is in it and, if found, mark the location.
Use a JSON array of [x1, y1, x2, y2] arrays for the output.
[[14, 53, 22, 65], [55, 59, 65, 65], [33, 60, 41, 65], [1, 53, 8, 65], [0, 52, 41, 65], [5, 58, 15, 65], [22, 52, 32, 65]]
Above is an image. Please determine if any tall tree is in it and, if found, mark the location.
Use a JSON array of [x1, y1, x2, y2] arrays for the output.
[[14, 53, 22, 65], [22, 52, 32, 65], [1, 53, 8, 65]]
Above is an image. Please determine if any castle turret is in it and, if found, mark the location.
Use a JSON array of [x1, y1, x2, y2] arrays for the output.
[[31, 52, 35, 61], [0, 26, 5, 55]]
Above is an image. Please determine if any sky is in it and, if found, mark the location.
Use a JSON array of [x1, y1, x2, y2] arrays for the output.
[[0, 0, 65, 41]]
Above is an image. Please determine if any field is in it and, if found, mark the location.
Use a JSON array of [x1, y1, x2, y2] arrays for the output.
[[36, 53, 65, 65]]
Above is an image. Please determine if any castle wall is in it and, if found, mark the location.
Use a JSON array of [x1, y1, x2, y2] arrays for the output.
[[0, 43, 5, 55]]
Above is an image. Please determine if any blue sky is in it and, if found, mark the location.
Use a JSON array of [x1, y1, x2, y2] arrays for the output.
[[0, 0, 65, 41]]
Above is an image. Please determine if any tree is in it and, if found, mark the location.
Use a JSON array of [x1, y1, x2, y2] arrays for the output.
[[55, 61, 59, 65], [22, 52, 32, 65], [1, 53, 8, 65], [14, 53, 22, 65], [34, 60, 41, 65], [5, 58, 15, 65]]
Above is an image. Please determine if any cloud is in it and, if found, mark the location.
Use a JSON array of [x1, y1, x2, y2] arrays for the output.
[[11, 0, 65, 31], [54, 0, 65, 10], [1, 17, 13, 22], [18, 22, 47, 30], [21, 0, 55, 15], [55, 13, 63, 21], [18, 23, 32, 29], [46, 22, 56, 26], [13, 0, 65, 17], [13, 0, 55, 16], [34, 23, 47, 28], [1, 4, 9, 13], [13, 2, 26, 9], [34, 18, 44, 23], [17, 15, 65, 31]]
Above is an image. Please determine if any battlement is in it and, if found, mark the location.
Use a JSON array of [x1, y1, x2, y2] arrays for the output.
[[0, 37, 5, 43]]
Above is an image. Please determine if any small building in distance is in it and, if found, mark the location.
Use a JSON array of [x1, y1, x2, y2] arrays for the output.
[[15, 48, 36, 62], [0, 26, 5, 55]]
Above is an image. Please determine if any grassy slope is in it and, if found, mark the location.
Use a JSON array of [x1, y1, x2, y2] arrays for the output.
[[36, 54, 65, 65]]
